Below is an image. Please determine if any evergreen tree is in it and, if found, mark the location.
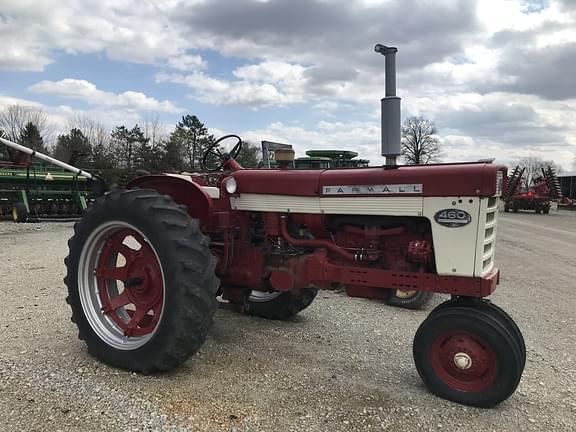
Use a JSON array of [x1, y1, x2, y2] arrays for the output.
[[91, 140, 115, 170], [53, 128, 92, 166], [169, 115, 213, 171], [19, 122, 47, 154], [162, 138, 185, 171], [235, 141, 261, 168], [110, 125, 150, 170]]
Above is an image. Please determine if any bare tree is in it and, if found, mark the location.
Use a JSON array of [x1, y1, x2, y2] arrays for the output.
[[400, 116, 442, 165], [517, 156, 561, 188], [141, 113, 168, 171], [0, 104, 53, 143], [142, 112, 166, 147], [69, 114, 108, 149]]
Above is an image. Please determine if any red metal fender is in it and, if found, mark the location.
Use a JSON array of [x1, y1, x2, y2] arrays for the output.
[[128, 174, 213, 227]]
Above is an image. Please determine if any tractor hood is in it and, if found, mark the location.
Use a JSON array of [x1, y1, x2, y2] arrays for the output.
[[232, 163, 506, 198]]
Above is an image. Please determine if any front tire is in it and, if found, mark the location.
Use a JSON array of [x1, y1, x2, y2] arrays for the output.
[[413, 306, 524, 407], [65, 189, 219, 373], [429, 299, 526, 370]]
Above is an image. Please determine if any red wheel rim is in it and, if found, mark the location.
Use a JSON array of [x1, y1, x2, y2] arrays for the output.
[[430, 330, 497, 392], [95, 228, 164, 337]]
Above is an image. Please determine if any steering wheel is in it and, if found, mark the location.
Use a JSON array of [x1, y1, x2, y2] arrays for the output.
[[202, 134, 243, 172]]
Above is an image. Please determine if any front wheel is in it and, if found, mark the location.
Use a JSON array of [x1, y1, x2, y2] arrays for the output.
[[413, 305, 525, 407], [65, 189, 219, 373]]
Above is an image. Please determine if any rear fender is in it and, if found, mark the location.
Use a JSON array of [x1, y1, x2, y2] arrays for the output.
[[127, 175, 213, 226]]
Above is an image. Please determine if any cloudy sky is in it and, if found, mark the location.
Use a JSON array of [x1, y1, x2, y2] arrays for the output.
[[1, 0, 575, 169]]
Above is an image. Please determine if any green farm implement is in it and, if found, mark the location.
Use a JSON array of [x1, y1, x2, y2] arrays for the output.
[[0, 137, 105, 222]]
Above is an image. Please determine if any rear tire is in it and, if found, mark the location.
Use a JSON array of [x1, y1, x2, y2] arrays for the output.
[[245, 289, 318, 320], [65, 189, 219, 373], [12, 202, 28, 223], [386, 290, 434, 310]]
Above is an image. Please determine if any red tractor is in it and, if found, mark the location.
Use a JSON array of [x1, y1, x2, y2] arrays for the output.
[[63, 46, 525, 408]]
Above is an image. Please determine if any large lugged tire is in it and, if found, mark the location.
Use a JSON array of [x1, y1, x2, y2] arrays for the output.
[[386, 289, 434, 310], [65, 189, 219, 373], [413, 306, 524, 408], [245, 289, 318, 320]]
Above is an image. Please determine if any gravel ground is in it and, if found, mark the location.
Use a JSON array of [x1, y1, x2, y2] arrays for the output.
[[0, 211, 575, 432]]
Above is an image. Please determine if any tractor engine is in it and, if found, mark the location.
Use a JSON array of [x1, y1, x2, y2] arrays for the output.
[[259, 213, 434, 273]]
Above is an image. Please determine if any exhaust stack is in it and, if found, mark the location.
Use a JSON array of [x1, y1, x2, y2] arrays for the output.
[[374, 44, 401, 166]]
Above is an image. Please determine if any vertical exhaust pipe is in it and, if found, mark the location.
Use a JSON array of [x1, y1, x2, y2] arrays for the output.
[[374, 44, 401, 166]]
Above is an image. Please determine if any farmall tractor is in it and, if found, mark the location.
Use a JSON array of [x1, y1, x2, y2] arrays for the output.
[[47, 46, 525, 408]]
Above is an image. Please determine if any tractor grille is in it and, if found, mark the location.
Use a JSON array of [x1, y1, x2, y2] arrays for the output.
[[479, 196, 498, 275]]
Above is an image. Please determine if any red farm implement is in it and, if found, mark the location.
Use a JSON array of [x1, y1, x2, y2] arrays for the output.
[[504, 164, 563, 213], [23, 45, 524, 408]]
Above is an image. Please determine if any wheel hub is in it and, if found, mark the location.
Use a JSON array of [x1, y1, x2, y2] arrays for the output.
[[395, 289, 417, 299], [453, 352, 472, 370], [124, 261, 162, 309], [430, 330, 497, 392], [87, 226, 165, 341]]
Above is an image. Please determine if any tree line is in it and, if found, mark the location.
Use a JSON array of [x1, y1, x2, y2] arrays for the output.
[[0, 105, 259, 184], [1, 105, 568, 185]]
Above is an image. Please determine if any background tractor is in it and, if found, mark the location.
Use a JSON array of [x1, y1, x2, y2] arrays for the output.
[[59, 45, 525, 408]]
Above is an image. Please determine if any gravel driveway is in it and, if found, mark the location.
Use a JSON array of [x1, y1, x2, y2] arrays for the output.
[[0, 211, 574, 431]]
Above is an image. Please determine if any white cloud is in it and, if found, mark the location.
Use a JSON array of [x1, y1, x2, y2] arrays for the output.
[[233, 61, 306, 83], [29, 79, 182, 113], [167, 54, 207, 71], [236, 120, 383, 164], [0, 94, 168, 147], [0, 95, 43, 108], [0, 0, 205, 71], [156, 67, 306, 107]]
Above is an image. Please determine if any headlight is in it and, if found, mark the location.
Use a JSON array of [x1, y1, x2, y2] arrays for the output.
[[225, 177, 237, 194]]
